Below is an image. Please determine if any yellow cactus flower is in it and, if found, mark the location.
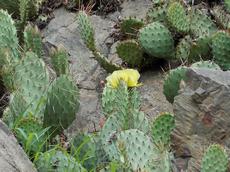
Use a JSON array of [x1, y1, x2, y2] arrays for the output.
[[106, 69, 142, 88]]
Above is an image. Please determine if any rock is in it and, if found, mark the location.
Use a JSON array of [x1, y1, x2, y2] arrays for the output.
[[120, 0, 152, 19], [173, 68, 230, 171], [139, 71, 173, 117], [0, 120, 37, 172]]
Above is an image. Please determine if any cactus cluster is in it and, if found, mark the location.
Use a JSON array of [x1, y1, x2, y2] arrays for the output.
[[78, 1, 230, 72], [0, 10, 80, 139]]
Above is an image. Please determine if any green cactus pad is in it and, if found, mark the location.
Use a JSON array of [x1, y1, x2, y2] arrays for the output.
[[102, 85, 117, 118], [189, 36, 212, 61], [120, 17, 144, 38], [116, 40, 143, 68], [77, 10, 96, 51], [166, 2, 189, 33], [117, 129, 155, 171], [43, 75, 79, 136], [211, 31, 230, 70], [163, 66, 188, 103], [191, 60, 221, 70], [212, 6, 230, 29], [35, 149, 87, 172], [201, 144, 228, 172], [0, 9, 19, 66], [176, 36, 192, 60], [14, 52, 49, 111], [1, 64, 15, 92], [146, 3, 167, 23], [100, 114, 122, 161], [151, 112, 175, 147], [139, 22, 174, 59], [24, 24, 42, 58], [189, 9, 217, 38], [50, 45, 70, 76]]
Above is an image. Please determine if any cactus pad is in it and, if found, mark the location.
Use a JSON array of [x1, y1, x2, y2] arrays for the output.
[[120, 17, 144, 38], [24, 24, 42, 58], [77, 10, 96, 51], [163, 66, 188, 103], [189, 9, 217, 38], [212, 6, 230, 29], [116, 40, 143, 68], [167, 2, 189, 33], [14, 52, 49, 111], [43, 75, 79, 135], [117, 129, 155, 171], [146, 3, 167, 23], [139, 22, 174, 59], [100, 114, 122, 161], [35, 149, 87, 172], [191, 61, 221, 70], [151, 112, 175, 147], [50, 45, 70, 76], [201, 144, 228, 172], [176, 36, 192, 60], [0, 9, 19, 65], [211, 31, 230, 70]]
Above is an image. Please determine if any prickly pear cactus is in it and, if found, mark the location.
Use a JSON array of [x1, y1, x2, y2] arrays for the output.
[[24, 24, 42, 58], [35, 149, 87, 172], [43, 75, 79, 136], [189, 9, 217, 38], [163, 66, 188, 103], [176, 36, 192, 60], [116, 129, 155, 171], [120, 17, 144, 38], [50, 45, 70, 76], [201, 144, 228, 172], [211, 31, 230, 70], [151, 112, 175, 147], [139, 22, 174, 59], [212, 6, 230, 29], [77, 10, 96, 51], [102, 85, 117, 118], [0, 9, 19, 66], [14, 52, 49, 113], [146, 3, 168, 23], [1, 64, 15, 92], [191, 60, 221, 70], [77, 10, 121, 73], [189, 36, 212, 61], [166, 2, 189, 33], [100, 114, 122, 161], [116, 40, 143, 68]]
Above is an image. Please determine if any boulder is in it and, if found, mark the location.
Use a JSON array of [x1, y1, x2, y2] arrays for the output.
[[0, 120, 37, 172], [173, 68, 230, 171]]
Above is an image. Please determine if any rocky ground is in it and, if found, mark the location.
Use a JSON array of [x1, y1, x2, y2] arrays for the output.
[[42, 0, 173, 134]]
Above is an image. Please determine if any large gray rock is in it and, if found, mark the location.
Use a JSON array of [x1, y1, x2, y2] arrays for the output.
[[0, 121, 37, 172], [173, 68, 230, 171]]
